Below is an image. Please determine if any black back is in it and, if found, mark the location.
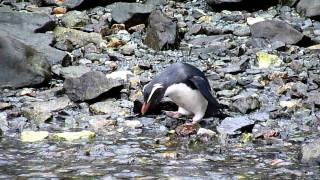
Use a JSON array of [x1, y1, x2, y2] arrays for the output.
[[144, 62, 222, 116]]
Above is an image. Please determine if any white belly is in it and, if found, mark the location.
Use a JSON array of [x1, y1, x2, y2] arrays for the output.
[[164, 83, 208, 116]]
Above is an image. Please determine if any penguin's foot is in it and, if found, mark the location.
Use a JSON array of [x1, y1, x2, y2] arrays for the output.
[[165, 111, 182, 119]]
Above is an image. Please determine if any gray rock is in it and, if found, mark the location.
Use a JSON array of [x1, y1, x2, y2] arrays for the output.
[[90, 99, 122, 115], [0, 11, 66, 65], [64, 71, 125, 101], [250, 20, 304, 45], [301, 138, 320, 164], [61, 10, 90, 28], [111, 2, 154, 28], [307, 91, 320, 106], [145, 10, 179, 51], [233, 96, 260, 114], [42, 0, 135, 9], [0, 36, 51, 89], [297, 0, 320, 19], [54, 27, 106, 51], [217, 116, 254, 135], [22, 96, 72, 123], [53, 65, 92, 79]]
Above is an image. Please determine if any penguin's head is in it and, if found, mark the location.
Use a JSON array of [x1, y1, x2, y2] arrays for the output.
[[141, 83, 165, 115]]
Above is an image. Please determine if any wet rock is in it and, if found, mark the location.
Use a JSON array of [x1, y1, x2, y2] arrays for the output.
[[233, 96, 260, 114], [217, 116, 254, 135], [0, 11, 66, 65], [63, 71, 125, 102], [52, 65, 92, 79], [301, 138, 320, 164], [61, 10, 90, 28], [22, 96, 72, 123], [0, 112, 9, 134], [90, 99, 122, 115], [88, 144, 115, 157], [21, 131, 49, 142], [0, 36, 51, 89], [111, 2, 154, 28], [197, 128, 216, 137], [125, 120, 143, 128], [145, 10, 179, 51], [9, 117, 27, 133], [53, 130, 95, 141], [175, 123, 200, 136], [250, 20, 304, 45], [206, 0, 278, 11], [54, 27, 106, 51], [297, 0, 320, 19]]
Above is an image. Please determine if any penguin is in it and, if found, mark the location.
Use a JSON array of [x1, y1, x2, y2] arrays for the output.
[[141, 62, 222, 124]]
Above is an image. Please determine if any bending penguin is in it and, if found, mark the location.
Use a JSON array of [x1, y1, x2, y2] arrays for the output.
[[141, 62, 223, 124]]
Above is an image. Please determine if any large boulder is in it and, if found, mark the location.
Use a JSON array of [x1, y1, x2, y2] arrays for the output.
[[250, 20, 304, 45], [297, 0, 320, 19], [0, 36, 51, 88], [206, 0, 278, 11], [0, 11, 66, 65], [64, 71, 125, 102], [111, 2, 154, 28], [145, 10, 179, 51]]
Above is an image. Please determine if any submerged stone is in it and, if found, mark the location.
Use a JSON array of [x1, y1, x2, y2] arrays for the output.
[[21, 131, 49, 142]]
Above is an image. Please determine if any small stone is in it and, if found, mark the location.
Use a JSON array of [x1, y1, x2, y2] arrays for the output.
[[125, 120, 143, 128], [53, 130, 95, 141], [175, 123, 200, 136], [53, 7, 67, 14], [0, 112, 9, 134], [301, 138, 320, 164], [256, 52, 281, 68], [0, 102, 12, 110], [247, 17, 265, 25], [61, 10, 90, 28], [120, 43, 137, 55], [233, 96, 260, 114], [279, 100, 299, 108], [90, 99, 122, 115], [55, 65, 92, 79], [197, 128, 216, 137], [21, 131, 49, 142], [217, 116, 254, 135], [106, 71, 133, 81]]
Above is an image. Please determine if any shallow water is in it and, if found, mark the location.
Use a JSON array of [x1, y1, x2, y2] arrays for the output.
[[0, 129, 319, 179]]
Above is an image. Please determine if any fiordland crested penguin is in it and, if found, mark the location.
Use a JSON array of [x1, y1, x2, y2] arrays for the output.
[[141, 62, 222, 124]]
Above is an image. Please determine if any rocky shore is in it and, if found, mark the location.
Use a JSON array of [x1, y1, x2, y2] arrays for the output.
[[0, 0, 320, 178]]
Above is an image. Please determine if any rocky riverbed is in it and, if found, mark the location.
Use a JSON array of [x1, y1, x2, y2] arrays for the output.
[[0, 0, 320, 178]]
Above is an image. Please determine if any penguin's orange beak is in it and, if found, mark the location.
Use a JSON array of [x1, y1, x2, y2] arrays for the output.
[[141, 102, 150, 115]]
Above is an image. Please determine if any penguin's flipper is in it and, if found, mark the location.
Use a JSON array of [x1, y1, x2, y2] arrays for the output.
[[189, 76, 221, 109]]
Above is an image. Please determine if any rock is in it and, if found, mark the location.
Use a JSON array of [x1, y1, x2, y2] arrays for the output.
[[22, 96, 72, 123], [307, 91, 320, 106], [111, 2, 154, 28], [125, 120, 143, 128], [106, 71, 133, 81], [21, 131, 49, 142], [53, 7, 67, 14], [54, 27, 106, 51], [53, 65, 92, 79], [297, 0, 320, 19], [307, 44, 320, 53], [0, 36, 51, 88], [145, 10, 179, 51], [247, 17, 266, 25], [301, 138, 320, 164], [197, 128, 216, 137], [53, 130, 95, 141], [206, 0, 278, 11], [0, 112, 9, 134], [250, 20, 304, 45], [256, 52, 281, 68], [90, 99, 122, 115], [217, 116, 254, 135], [279, 100, 299, 108], [120, 43, 137, 55], [233, 96, 260, 114], [0, 102, 12, 110], [64, 71, 125, 102], [41, 0, 135, 10], [0, 11, 66, 65], [61, 10, 90, 28], [175, 123, 200, 136]]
